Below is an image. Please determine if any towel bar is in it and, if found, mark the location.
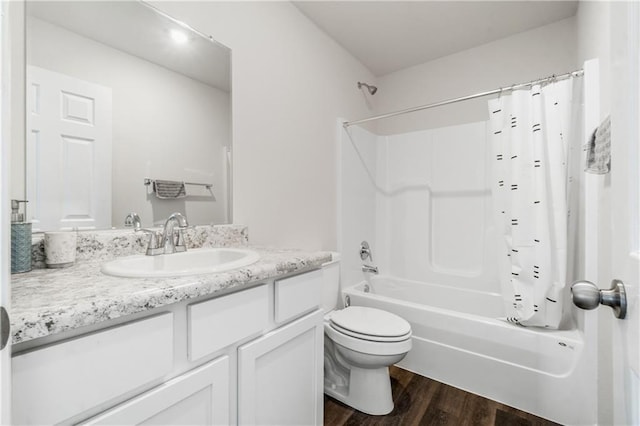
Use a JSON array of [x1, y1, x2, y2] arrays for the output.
[[144, 178, 212, 189], [144, 178, 212, 200]]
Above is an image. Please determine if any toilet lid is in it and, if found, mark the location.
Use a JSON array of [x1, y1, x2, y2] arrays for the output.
[[330, 306, 411, 339]]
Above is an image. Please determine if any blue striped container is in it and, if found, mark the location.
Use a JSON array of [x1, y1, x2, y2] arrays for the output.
[[11, 222, 32, 274]]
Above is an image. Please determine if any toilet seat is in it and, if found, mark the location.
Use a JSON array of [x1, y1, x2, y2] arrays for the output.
[[329, 306, 411, 342], [324, 322, 412, 356], [330, 322, 411, 342]]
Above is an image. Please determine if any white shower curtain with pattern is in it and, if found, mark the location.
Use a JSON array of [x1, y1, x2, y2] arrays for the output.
[[488, 78, 580, 328]]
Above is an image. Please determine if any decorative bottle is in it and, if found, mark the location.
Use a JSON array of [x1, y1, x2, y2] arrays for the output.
[[11, 200, 32, 274]]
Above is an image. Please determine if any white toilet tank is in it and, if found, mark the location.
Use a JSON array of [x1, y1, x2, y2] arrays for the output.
[[321, 252, 341, 312]]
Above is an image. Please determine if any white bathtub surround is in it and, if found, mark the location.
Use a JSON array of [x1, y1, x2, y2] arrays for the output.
[[488, 77, 582, 328], [339, 124, 379, 290], [340, 121, 498, 293], [43, 231, 77, 268], [344, 277, 593, 425]]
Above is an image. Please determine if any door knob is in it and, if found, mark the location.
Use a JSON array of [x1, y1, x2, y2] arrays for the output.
[[0, 306, 9, 350], [571, 279, 627, 319]]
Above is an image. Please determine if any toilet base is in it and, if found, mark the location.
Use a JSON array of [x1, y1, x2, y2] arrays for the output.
[[324, 365, 394, 415]]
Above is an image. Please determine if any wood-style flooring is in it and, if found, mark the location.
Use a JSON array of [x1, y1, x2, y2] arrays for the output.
[[324, 366, 561, 426]]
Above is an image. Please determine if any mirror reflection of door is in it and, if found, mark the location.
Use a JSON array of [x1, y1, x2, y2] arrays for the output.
[[22, 1, 232, 231], [26, 66, 112, 231]]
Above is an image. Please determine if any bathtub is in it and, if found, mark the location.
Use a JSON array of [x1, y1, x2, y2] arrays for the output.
[[343, 275, 596, 425]]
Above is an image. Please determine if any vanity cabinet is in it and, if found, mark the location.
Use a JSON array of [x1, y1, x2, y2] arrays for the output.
[[188, 283, 269, 361], [12, 269, 324, 425], [82, 356, 230, 425], [12, 313, 175, 425], [238, 309, 324, 425]]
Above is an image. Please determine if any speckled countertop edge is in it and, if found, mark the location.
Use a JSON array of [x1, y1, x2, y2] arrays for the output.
[[11, 246, 332, 345]]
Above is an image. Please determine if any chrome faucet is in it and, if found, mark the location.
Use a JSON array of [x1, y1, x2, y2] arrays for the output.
[[126, 213, 162, 256], [161, 212, 189, 254], [136, 212, 189, 256], [124, 212, 142, 230], [138, 228, 163, 256], [362, 264, 379, 274], [360, 241, 378, 274], [359, 241, 373, 261]]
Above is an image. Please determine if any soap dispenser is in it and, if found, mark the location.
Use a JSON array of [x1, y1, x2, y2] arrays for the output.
[[11, 200, 32, 274]]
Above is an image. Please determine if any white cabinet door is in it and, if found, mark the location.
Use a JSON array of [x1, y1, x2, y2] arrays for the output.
[[13, 313, 174, 425], [83, 356, 230, 426], [238, 309, 323, 426]]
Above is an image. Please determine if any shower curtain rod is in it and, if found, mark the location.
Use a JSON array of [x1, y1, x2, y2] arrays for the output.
[[342, 69, 584, 128]]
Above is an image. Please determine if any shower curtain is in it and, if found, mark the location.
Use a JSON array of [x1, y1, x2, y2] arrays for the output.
[[488, 78, 580, 328]]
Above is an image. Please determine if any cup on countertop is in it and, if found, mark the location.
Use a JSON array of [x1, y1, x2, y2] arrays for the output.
[[44, 231, 77, 268]]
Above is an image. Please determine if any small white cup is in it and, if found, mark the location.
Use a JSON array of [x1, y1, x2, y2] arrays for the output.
[[44, 231, 77, 268]]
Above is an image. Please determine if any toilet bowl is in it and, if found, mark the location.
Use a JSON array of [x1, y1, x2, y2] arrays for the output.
[[323, 306, 412, 415]]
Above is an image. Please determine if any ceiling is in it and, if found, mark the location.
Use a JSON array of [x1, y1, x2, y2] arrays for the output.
[[293, 1, 579, 76]]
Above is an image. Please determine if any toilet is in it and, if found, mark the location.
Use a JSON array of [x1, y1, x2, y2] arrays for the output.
[[321, 255, 412, 415]]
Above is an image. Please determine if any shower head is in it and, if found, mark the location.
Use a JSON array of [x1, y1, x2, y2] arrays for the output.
[[358, 81, 378, 95]]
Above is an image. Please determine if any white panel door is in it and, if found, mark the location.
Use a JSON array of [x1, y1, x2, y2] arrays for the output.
[[238, 310, 323, 426], [0, 1, 13, 422], [26, 65, 112, 231], [610, 3, 640, 424]]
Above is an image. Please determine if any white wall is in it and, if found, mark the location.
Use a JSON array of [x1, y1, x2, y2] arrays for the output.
[[27, 17, 230, 228], [373, 17, 577, 135], [152, 2, 376, 251]]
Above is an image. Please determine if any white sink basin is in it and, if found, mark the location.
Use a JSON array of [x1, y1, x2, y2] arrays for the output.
[[101, 248, 260, 278]]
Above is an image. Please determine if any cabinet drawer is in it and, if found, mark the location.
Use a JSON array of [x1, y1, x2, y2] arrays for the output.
[[188, 284, 268, 361], [275, 269, 323, 323], [12, 313, 174, 425]]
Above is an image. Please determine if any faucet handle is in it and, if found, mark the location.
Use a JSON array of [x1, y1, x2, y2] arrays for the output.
[[174, 228, 188, 253], [360, 241, 373, 261], [124, 212, 142, 230], [136, 228, 163, 255]]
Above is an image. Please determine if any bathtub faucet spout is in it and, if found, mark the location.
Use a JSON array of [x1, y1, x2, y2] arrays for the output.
[[362, 264, 378, 274]]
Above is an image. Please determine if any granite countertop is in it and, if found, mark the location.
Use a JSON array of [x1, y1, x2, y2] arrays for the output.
[[11, 246, 332, 345]]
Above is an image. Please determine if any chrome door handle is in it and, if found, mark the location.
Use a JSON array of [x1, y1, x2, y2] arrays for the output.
[[0, 306, 9, 350], [571, 279, 627, 319]]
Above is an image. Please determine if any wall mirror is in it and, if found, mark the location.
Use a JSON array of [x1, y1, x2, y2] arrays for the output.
[[22, 1, 231, 232]]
